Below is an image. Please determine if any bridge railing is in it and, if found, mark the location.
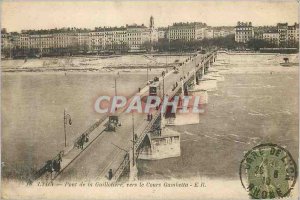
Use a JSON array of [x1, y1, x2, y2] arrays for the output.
[[73, 117, 107, 149], [33, 117, 108, 182], [165, 52, 216, 98], [111, 111, 161, 182], [111, 154, 130, 181]]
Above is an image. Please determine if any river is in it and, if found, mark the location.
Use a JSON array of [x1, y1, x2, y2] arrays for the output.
[[138, 53, 299, 180], [1, 53, 298, 182]]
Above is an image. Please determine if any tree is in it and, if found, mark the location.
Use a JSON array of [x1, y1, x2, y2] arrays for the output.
[[141, 41, 152, 52], [246, 39, 276, 51], [153, 38, 169, 52], [153, 35, 240, 52]]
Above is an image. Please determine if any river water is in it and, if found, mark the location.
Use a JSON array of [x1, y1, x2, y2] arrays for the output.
[[137, 53, 299, 180], [1, 53, 298, 181], [1, 71, 158, 179]]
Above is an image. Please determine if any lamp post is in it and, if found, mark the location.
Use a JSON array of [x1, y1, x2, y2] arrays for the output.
[[113, 72, 120, 97], [114, 77, 117, 97], [162, 71, 165, 97], [132, 112, 135, 167], [64, 109, 72, 147], [194, 55, 197, 85], [147, 63, 149, 83]]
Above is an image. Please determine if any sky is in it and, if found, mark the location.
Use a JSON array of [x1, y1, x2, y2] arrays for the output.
[[1, 0, 299, 32]]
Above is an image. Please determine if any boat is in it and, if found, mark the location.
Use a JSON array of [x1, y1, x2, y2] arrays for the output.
[[280, 57, 298, 67]]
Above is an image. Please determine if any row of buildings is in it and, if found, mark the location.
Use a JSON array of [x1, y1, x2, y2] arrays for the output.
[[158, 23, 234, 41], [1, 17, 234, 57], [235, 21, 299, 47], [1, 16, 158, 56]]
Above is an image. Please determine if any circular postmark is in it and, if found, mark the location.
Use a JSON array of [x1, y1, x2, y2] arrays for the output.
[[239, 143, 297, 199]]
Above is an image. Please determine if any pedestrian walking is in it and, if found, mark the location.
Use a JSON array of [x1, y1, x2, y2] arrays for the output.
[[85, 133, 89, 143], [108, 169, 113, 180]]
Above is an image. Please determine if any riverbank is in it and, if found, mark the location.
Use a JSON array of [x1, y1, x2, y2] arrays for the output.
[[1, 54, 190, 73]]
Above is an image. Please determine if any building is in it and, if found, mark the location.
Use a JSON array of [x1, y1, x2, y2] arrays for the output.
[[276, 23, 299, 47], [157, 28, 167, 39], [277, 23, 288, 47], [213, 27, 234, 38], [0, 16, 160, 55], [205, 28, 214, 39], [254, 31, 264, 40], [235, 22, 254, 43], [1, 29, 11, 52], [287, 23, 299, 47], [90, 17, 158, 52], [89, 30, 105, 51], [103, 27, 128, 51], [77, 31, 90, 51], [11, 28, 86, 56], [167, 22, 207, 41], [127, 24, 150, 51], [263, 32, 280, 46]]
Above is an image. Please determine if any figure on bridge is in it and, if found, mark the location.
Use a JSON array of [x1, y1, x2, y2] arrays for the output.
[[78, 134, 86, 149], [85, 133, 89, 143], [52, 159, 61, 174], [45, 160, 54, 173], [108, 169, 113, 180]]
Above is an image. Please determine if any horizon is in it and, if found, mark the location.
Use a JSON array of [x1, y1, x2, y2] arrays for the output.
[[1, 1, 299, 32]]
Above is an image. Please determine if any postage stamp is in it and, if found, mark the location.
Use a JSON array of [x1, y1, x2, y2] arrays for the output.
[[240, 143, 297, 199]]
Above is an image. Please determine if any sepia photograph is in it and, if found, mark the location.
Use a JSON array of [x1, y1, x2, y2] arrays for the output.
[[0, 0, 299, 199]]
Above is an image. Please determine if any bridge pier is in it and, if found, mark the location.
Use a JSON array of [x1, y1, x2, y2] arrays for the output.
[[161, 113, 166, 129], [181, 79, 185, 96], [204, 63, 209, 74]]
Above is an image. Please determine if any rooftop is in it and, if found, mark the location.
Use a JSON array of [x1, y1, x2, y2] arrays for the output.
[[94, 26, 127, 32], [263, 31, 279, 34], [171, 22, 207, 27], [20, 28, 92, 35], [126, 24, 147, 29], [236, 22, 253, 27]]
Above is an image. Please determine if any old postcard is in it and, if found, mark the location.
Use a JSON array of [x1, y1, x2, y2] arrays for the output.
[[1, 0, 299, 199]]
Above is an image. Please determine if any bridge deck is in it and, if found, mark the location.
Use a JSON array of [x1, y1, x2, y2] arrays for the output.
[[53, 51, 216, 181]]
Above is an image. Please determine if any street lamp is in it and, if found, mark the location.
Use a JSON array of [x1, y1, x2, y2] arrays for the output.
[[113, 72, 120, 96], [162, 71, 166, 97], [114, 77, 117, 97], [132, 112, 135, 167], [146, 63, 149, 83], [64, 109, 72, 147]]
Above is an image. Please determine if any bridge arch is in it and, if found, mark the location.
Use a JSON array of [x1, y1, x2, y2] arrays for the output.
[[138, 133, 152, 150]]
